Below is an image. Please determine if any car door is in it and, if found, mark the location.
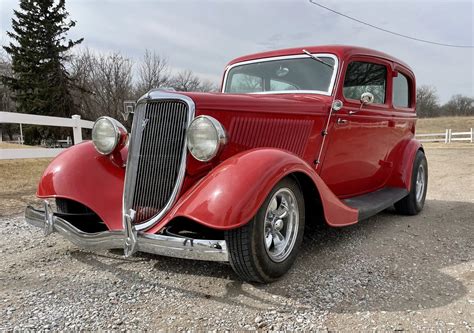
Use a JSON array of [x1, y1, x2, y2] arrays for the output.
[[320, 57, 394, 198]]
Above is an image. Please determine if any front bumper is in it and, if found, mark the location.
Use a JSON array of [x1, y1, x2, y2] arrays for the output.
[[25, 205, 228, 262]]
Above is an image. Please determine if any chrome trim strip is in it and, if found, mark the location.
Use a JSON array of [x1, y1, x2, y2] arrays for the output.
[[221, 53, 339, 96], [25, 206, 229, 262], [123, 91, 195, 232]]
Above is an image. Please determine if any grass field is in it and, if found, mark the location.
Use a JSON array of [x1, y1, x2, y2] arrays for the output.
[[0, 158, 52, 216], [416, 116, 474, 134]]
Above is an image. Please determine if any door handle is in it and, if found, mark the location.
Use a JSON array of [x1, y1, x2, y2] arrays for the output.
[[337, 118, 348, 125]]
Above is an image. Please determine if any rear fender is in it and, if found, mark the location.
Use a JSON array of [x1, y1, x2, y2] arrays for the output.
[[149, 148, 358, 233], [387, 139, 424, 190]]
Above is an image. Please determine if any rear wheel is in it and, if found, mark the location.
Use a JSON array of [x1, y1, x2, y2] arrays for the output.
[[394, 150, 428, 215], [225, 177, 305, 283]]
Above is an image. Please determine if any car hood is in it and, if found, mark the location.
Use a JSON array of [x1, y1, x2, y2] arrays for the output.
[[177, 91, 331, 116]]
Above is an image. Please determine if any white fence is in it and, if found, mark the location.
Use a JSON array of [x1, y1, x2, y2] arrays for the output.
[[416, 129, 474, 143], [0, 111, 94, 160]]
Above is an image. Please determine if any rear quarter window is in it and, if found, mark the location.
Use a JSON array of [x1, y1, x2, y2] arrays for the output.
[[393, 73, 410, 108]]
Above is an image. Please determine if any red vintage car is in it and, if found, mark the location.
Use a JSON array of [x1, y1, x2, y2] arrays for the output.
[[26, 45, 428, 283]]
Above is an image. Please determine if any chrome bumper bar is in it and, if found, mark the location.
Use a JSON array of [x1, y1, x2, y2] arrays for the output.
[[25, 205, 228, 262]]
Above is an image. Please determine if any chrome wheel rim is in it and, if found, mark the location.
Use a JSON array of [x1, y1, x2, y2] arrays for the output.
[[415, 164, 426, 203], [264, 188, 299, 263]]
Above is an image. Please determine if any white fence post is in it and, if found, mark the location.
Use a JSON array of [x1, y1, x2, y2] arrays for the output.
[[417, 128, 473, 144], [71, 114, 83, 144], [19, 123, 24, 144]]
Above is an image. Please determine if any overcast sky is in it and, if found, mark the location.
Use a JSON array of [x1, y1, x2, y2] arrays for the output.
[[1, 0, 473, 102]]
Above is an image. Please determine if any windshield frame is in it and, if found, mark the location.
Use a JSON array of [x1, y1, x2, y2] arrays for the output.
[[222, 53, 339, 96]]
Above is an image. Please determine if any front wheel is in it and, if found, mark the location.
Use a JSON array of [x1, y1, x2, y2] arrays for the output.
[[225, 177, 305, 283], [394, 150, 428, 215]]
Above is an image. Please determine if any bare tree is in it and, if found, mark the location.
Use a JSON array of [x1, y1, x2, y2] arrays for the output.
[[0, 50, 16, 140], [442, 94, 474, 116], [416, 85, 440, 118], [196, 79, 219, 92], [70, 49, 134, 121], [0, 50, 15, 112], [170, 69, 202, 92], [170, 69, 218, 92], [69, 49, 94, 117], [136, 49, 169, 94]]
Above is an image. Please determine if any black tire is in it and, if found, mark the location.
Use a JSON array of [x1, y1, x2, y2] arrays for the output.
[[224, 177, 305, 283], [394, 150, 428, 215]]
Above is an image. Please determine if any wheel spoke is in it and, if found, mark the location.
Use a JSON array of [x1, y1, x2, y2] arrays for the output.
[[275, 230, 284, 241], [273, 208, 288, 219], [264, 233, 273, 249], [272, 232, 285, 255], [272, 199, 289, 219]]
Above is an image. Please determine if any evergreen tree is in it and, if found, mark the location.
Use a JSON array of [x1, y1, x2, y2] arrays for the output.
[[2, 0, 83, 118]]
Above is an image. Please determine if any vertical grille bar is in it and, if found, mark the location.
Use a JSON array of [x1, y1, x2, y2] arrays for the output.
[[123, 96, 193, 229]]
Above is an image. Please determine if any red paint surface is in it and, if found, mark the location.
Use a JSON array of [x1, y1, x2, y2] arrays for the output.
[[147, 148, 358, 234], [37, 142, 125, 231], [36, 45, 421, 232]]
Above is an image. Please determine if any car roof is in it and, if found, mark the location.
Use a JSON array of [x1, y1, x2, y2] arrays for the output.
[[226, 45, 413, 73]]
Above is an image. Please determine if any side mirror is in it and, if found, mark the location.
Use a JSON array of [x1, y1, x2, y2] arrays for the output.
[[349, 92, 375, 115], [360, 92, 375, 105]]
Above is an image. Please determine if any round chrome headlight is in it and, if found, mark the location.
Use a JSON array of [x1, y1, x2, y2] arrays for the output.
[[92, 116, 127, 155], [186, 116, 227, 162]]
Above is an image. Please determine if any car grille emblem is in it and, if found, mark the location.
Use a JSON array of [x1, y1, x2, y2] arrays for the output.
[[141, 118, 149, 129]]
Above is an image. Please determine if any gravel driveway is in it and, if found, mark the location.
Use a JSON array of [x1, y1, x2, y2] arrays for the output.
[[1, 147, 473, 331]]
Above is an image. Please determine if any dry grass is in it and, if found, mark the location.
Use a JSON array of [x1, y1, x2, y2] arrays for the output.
[[0, 142, 40, 149], [421, 142, 474, 149], [0, 158, 52, 216], [416, 116, 474, 134]]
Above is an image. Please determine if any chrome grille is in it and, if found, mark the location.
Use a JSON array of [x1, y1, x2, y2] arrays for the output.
[[123, 98, 191, 228]]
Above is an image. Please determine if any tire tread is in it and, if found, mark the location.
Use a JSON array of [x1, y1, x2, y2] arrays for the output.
[[225, 224, 263, 282]]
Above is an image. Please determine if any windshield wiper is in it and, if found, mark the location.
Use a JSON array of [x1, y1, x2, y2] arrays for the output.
[[302, 49, 334, 69]]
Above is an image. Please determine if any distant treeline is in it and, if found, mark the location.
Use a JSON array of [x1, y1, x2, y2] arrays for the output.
[[417, 85, 473, 118]]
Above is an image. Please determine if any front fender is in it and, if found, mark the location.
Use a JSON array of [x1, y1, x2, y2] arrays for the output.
[[37, 141, 125, 231], [149, 148, 358, 233]]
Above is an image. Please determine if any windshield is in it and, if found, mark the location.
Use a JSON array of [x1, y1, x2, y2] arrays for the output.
[[223, 54, 337, 95]]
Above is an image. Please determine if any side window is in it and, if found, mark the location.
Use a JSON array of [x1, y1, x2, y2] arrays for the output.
[[393, 73, 410, 108], [228, 73, 262, 93], [343, 61, 387, 104]]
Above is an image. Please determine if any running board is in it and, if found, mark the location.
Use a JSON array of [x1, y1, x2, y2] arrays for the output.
[[343, 187, 409, 221]]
